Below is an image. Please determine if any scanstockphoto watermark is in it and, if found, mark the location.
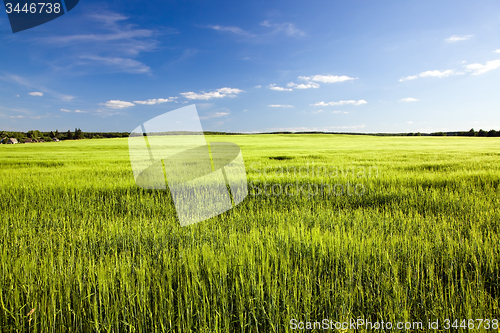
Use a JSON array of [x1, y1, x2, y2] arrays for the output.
[[290, 318, 424, 331], [290, 318, 499, 331], [248, 162, 378, 198], [249, 180, 366, 198]]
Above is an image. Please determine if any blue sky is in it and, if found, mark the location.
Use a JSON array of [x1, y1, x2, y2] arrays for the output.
[[1, 0, 499, 133]]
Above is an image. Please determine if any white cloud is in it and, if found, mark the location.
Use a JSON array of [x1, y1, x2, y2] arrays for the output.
[[399, 69, 456, 82], [133, 97, 176, 105], [101, 100, 135, 109], [200, 112, 230, 119], [274, 74, 355, 92], [312, 110, 324, 114], [74, 110, 88, 113], [299, 75, 355, 83], [312, 100, 367, 106], [38, 12, 163, 76], [445, 35, 473, 43], [10, 115, 25, 118], [269, 104, 294, 108], [399, 75, 418, 81], [41, 12, 159, 56], [407, 121, 413, 124], [495, 49, 500, 54], [80, 55, 150, 74], [287, 82, 320, 89], [269, 84, 293, 91], [60, 109, 71, 112], [260, 21, 305, 37], [465, 59, 500, 75], [216, 87, 242, 95], [28, 92, 43, 96], [180, 87, 243, 100], [419, 70, 457, 78], [400, 97, 419, 102], [208, 25, 255, 37], [255, 85, 262, 88], [209, 21, 305, 40], [212, 112, 229, 117]]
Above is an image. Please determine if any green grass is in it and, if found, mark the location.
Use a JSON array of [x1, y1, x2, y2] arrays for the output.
[[0, 135, 499, 332]]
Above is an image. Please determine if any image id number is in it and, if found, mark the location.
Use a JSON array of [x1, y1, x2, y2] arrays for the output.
[[5, 3, 61, 14]]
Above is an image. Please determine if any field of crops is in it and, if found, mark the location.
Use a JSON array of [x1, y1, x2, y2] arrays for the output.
[[0, 134, 499, 332]]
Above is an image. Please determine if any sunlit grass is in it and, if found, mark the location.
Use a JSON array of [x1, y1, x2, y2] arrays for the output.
[[0, 135, 499, 332]]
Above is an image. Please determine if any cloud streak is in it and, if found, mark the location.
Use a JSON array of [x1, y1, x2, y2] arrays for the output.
[[399, 69, 458, 82], [299, 75, 355, 83], [271, 74, 356, 91], [400, 98, 419, 102], [400, 59, 500, 81], [79, 55, 151, 74], [199, 112, 230, 120], [260, 21, 305, 37], [445, 35, 473, 43], [465, 59, 500, 75], [101, 100, 135, 109], [133, 97, 177, 105], [38, 11, 161, 75], [208, 20, 305, 40], [0, 74, 74, 101], [312, 100, 367, 106], [207, 25, 256, 37], [269, 84, 293, 91], [181, 87, 243, 100]]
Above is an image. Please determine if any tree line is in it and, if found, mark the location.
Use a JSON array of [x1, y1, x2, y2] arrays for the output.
[[0, 129, 129, 143], [265, 128, 500, 137], [1, 128, 499, 144]]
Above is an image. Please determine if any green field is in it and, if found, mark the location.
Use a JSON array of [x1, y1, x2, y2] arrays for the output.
[[0, 135, 499, 332]]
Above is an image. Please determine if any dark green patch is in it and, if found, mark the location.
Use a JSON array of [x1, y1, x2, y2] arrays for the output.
[[269, 156, 294, 160], [0, 161, 65, 168]]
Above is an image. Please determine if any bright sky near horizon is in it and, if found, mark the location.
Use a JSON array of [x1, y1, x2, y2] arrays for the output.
[[0, 0, 499, 133]]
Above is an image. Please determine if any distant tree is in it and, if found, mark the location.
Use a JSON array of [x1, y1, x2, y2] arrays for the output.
[[416, 132, 421, 136], [488, 129, 498, 137], [469, 128, 476, 137], [478, 129, 487, 137], [67, 130, 73, 140], [50, 131, 55, 138], [75, 128, 84, 140], [27, 130, 41, 139]]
